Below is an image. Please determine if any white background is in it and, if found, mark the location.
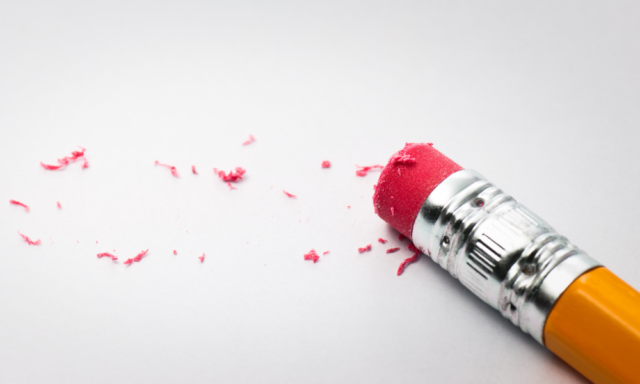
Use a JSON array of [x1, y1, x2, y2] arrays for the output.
[[1, 1, 639, 383]]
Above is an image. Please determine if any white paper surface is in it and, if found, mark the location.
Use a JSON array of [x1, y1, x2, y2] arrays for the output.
[[1, 1, 639, 383]]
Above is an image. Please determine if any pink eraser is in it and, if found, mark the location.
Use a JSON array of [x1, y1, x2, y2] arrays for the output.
[[373, 143, 463, 239]]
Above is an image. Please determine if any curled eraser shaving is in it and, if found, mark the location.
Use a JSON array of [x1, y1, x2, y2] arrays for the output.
[[373, 143, 463, 239]]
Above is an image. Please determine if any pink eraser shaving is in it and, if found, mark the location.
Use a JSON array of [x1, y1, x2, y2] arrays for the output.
[[373, 143, 463, 239]]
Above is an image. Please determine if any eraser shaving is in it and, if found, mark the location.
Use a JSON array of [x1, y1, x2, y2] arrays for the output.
[[97, 252, 118, 261], [10, 200, 30, 212], [396, 243, 421, 275], [242, 134, 255, 145], [40, 147, 88, 170], [397, 252, 420, 276], [214, 167, 246, 182], [304, 249, 320, 263], [124, 249, 149, 265], [155, 161, 179, 177], [18, 232, 40, 245], [355, 164, 383, 177], [358, 244, 372, 253]]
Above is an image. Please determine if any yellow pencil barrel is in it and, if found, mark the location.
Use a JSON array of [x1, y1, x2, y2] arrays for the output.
[[544, 267, 640, 384]]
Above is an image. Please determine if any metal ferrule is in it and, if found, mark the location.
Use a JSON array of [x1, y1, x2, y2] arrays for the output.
[[411, 169, 601, 344]]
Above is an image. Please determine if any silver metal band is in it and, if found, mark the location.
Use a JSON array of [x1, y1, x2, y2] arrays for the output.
[[411, 170, 600, 344]]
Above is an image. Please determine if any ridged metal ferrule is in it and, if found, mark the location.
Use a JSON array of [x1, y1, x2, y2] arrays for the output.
[[412, 170, 600, 344]]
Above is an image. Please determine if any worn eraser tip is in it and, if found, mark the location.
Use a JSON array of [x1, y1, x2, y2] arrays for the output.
[[373, 143, 463, 239]]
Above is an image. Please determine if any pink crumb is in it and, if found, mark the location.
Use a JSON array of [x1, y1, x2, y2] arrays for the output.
[[227, 182, 237, 190], [155, 160, 179, 177], [133, 249, 148, 262], [124, 249, 149, 265], [18, 232, 40, 245], [199, 253, 205, 263], [323, 251, 330, 255], [40, 163, 64, 170], [192, 165, 198, 174], [283, 190, 296, 198], [321, 160, 331, 168], [347, 205, 351, 209], [355, 164, 383, 177], [386, 247, 401, 253], [304, 249, 320, 263], [378, 238, 388, 244], [397, 252, 421, 276], [97, 252, 118, 261], [40, 147, 88, 170], [391, 207, 395, 216], [9, 200, 30, 212], [242, 134, 256, 145], [173, 250, 177, 255], [358, 244, 372, 253], [389, 153, 417, 165], [214, 167, 246, 182], [57, 201, 62, 209]]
